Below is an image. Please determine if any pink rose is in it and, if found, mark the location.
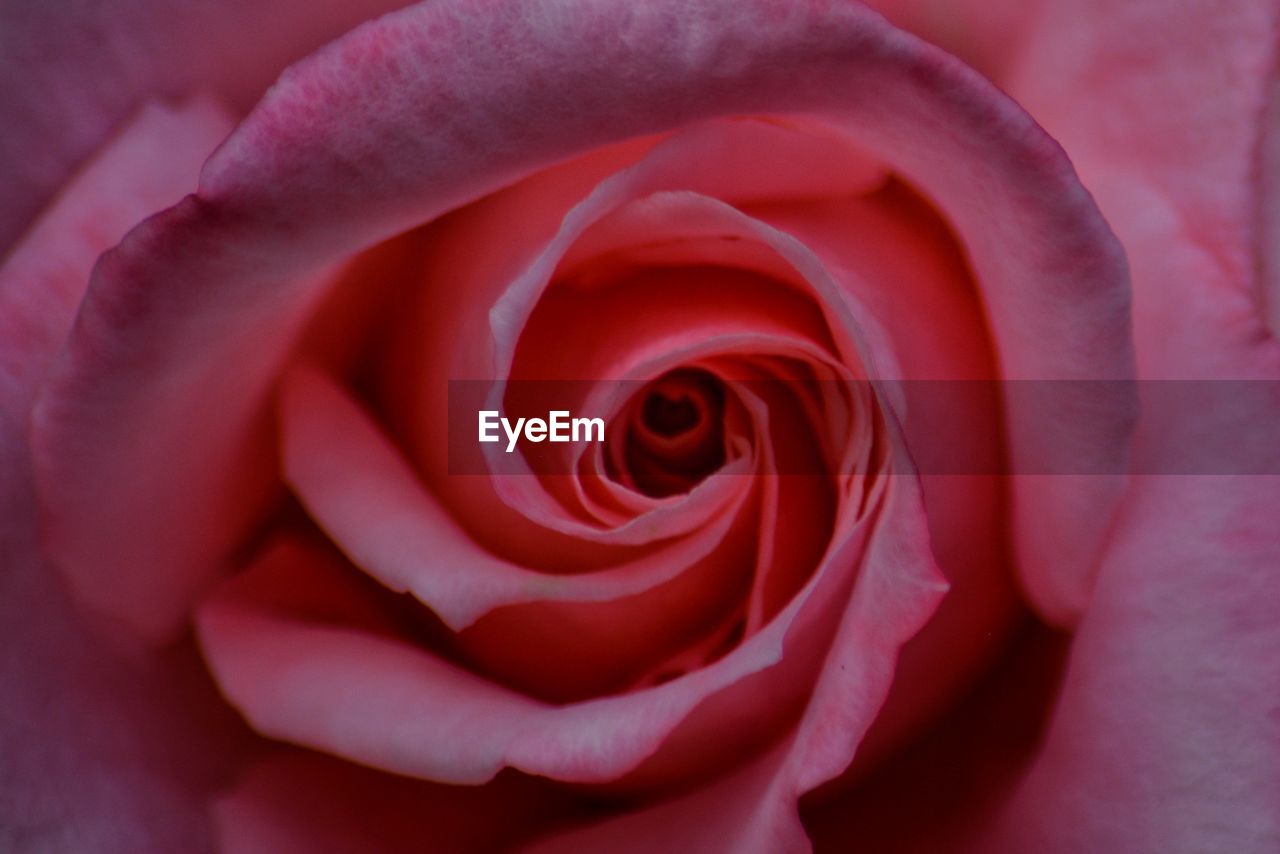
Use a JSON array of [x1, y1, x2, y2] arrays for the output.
[[2, 1, 1276, 852]]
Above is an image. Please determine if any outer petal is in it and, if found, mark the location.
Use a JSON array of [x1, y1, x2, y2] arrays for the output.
[[1007, 0, 1279, 369], [0, 99, 234, 436], [34, 0, 1133, 641], [1261, 75, 1280, 335], [987, 471, 1280, 852], [6, 98, 239, 643], [0, 0, 413, 251], [969, 1, 1280, 850], [860, 0, 1037, 82], [0, 101, 244, 853], [28, 198, 339, 641]]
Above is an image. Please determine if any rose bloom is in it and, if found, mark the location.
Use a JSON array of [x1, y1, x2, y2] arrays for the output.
[[2, 0, 1278, 852]]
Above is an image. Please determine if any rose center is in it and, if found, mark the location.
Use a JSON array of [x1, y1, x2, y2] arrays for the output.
[[640, 387, 701, 437], [612, 368, 727, 497]]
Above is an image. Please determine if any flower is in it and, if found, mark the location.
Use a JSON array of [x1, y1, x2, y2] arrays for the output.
[[2, 1, 1277, 852]]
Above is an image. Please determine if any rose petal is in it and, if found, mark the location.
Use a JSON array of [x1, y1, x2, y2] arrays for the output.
[[196, 471, 897, 787], [752, 186, 1024, 771], [1009, 0, 1277, 356], [985, 2, 1280, 847], [0, 97, 245, 854], [861, 0, 1036, 82], [0, 560, 248, 854], [988, 471, 1280, 852], [1, 99, 234, 436], [281, 367, 780, 700], [1259, 79, 1280, 335], [557, 115, 888, 206], [526, 740, 807, 854], [214, 752, 580, 854], [0, 0, 414, 249], [29, 197, 346, 640], [526, 477, 948, 852], [9, 98, 250, 644]]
